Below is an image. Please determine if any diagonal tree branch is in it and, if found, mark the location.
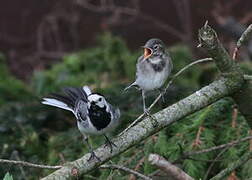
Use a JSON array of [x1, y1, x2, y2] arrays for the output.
[[42, 77, 242, 179], [39, 23, 248, 179], [148, 154, 193, 180]]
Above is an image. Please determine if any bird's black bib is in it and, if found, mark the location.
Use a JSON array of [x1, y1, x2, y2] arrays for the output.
[[88, 105, 111, 130], [150, 59, 166, 72]]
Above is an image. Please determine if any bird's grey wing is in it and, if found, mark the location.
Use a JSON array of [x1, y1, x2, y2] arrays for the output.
[[137, 55, 145, 64], [124, 56, 144, 91], [163, 52, 173, 75], [108, 103, 120, 122], [75, 100, 89, 121], [135, 55, 145, 80]]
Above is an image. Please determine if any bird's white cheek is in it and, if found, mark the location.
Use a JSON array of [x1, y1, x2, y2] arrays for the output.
[[87, 102, 91, 108]]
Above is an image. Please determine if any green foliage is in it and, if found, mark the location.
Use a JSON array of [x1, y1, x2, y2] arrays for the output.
[[31, 33, 138, 96], [0, 34, 251, 179], [3, 172, 13, 180], [0, 54, 32, 106]]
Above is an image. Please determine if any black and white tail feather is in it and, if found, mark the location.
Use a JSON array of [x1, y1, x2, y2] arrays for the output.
[[42, 86, 91, 114], [41, 86, 120, 161]]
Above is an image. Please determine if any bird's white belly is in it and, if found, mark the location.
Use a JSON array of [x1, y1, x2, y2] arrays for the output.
[[136, 70, 168, 91], [77, 117, 117, 136]]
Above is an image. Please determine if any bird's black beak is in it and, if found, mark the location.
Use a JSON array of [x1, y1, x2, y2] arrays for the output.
[[91, 101, 96, 106], [142, 46, 152, 60]]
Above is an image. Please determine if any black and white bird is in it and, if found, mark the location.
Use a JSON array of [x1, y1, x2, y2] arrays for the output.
[[41, 86, 120, 161], [125, 38, 173, 113]]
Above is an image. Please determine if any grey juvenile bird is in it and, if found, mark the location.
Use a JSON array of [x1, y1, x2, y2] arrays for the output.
[[42, 86, 120, 161], [125, 38, 173, 113]]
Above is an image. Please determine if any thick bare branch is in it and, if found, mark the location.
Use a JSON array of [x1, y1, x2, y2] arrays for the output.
[[198, 22, 252, 128], [41, 76, 242, 179], [148, 154, 193, 180], [199, 21, 243, 78]]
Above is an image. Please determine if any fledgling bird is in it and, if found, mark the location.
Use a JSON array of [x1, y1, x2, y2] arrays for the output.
[[125, 38, 173, 113], [41, 86, 120, 161]]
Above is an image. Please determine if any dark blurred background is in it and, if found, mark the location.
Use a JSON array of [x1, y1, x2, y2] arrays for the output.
[[0, 0, 251, 80], [1, 0, 252, 179]]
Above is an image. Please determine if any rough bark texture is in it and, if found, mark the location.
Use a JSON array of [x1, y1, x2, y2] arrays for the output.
[[198, 23, 244, 82], [42, 77, 241, 180], [199, 23, 252, 128], [148, 154, 194, 180], [41, 24, 250, 179]]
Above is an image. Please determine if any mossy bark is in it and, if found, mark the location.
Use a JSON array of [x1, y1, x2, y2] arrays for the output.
[[199, 23, 252, 128]]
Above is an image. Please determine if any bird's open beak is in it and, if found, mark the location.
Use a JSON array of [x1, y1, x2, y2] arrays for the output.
[[142, 46, 152, 59]]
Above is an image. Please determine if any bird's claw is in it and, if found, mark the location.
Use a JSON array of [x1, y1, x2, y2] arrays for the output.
[[144, 109, 158, 127], [104, 139, 117, 153], [88, 151, 101, 162], [144, 108, 151, 116]]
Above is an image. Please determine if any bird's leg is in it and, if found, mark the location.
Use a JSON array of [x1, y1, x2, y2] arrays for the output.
[[142, 90, 149, 114], [142, 91, 158, 127], [158, 88, 165, 103], [83, 136, 101, 162], [104, 135, 117, 153]]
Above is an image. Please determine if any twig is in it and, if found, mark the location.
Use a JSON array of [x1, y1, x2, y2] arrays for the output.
[[250, 130, 252, 151], [120, 57, 213, 135], [148, 154, 194, 180], [100, 164, 152, 180], [12, 151, 26, 178], [186, 157, 222, 163], [192, 126, 204, 148], [0, 159, 62, 169], [210, 151, 252, 180], [233, 24, 252, 59], [185, 135, 252, 157], [203, 147, 229, 180]]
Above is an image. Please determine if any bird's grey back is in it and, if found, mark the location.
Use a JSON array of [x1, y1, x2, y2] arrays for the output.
[[75, 100, 89, 121]]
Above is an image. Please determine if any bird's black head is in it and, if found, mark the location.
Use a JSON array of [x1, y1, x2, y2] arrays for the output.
[[88, 93, 106, 108], [142, 38, 165, 59]]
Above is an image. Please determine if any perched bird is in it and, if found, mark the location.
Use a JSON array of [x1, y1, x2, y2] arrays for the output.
[[41, 86, 120, 161], [125, 38, 173, 113]]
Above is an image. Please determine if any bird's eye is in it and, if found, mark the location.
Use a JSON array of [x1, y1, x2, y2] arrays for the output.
[[98, 98, 102, 102], [154, 45, 159, 50]]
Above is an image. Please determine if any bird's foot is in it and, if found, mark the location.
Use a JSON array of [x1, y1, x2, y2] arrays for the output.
[[88, 151, 101, 162], [104, 138, 117, 153], [144, 109, 158, 127]]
